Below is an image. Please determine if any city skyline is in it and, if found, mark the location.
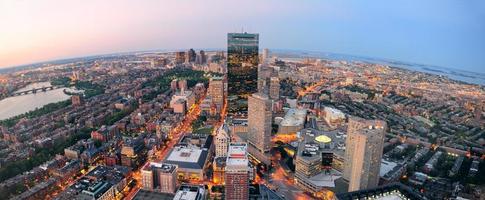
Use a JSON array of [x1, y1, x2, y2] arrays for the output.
[[1, 0, 485, 73]]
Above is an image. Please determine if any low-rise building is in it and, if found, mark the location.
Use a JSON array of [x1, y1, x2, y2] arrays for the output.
[[173, 184, 207, 200]]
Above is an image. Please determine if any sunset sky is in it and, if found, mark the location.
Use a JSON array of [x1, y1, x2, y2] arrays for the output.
[[1, 0, 484, 72]]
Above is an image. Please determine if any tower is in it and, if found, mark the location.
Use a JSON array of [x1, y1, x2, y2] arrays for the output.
[[269, 77, 280, 100], [227, 32, 259, 98], [208, 76, 224, 113], [344, 117, 386, 192], [247, 93, 272, 153]]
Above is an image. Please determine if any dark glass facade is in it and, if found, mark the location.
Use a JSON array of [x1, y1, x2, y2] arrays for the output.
[[227, 32, 259, 97]]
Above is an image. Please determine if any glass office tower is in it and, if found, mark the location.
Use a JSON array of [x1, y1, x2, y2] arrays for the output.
[[227, 32, 259, 98]]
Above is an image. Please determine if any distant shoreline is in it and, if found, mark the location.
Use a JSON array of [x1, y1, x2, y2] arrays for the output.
[[1, 49, 483, 86]]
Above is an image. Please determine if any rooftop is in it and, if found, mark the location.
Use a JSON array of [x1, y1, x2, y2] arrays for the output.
[[336, 183, 425, 200], [226, 143, 249, 168], [280, 108, 307, 127], [165, 146, 208, 169], [133, 189, 174, 200], [173, 185, 206, 200], [143, 162, 177, 173], [297, 128, 346, 162]]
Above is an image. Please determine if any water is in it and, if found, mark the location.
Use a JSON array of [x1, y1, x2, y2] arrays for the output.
[[0, 82, 71, 120], [274, 50, 485, 86]]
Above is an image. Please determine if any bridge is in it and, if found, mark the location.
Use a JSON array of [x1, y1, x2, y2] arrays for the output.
[[8, 86, 61, 97]]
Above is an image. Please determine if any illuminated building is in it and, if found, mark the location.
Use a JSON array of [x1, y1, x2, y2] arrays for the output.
[[208, 76, 224, 113], [164, 134, 213, 181], [262, 48, 270, 64], [278, 109, 307, 134], [175, 52, 186, 64], [248, 93, 272, 153], [225, 143, 249, 200], [294, 128, 346, 197], [173, 184, 207, 200], [227, 32, 259, 99], [215, 123, 230, 157], [269, 77, 280, 100], [322, 107, 346, 128], [170, 90, 195, 113], [343, 117, 386, 192], [141, 162, 177, 194], [120, 136, 146, 169], [336, 183, 424, 200], [212, 156, 226, 184]]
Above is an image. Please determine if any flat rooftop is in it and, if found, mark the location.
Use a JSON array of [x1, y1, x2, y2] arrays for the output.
[[165, 146, 208, 169], [297, 128, 346, 162], [307, 169, 342, 188], [173, 185, 206, 200], [143, 162, 176, 173], [133, 189, 174, 200], [336, 183, 424, 200], [280, 109, 307, 127], [226, 143, 249, 168]]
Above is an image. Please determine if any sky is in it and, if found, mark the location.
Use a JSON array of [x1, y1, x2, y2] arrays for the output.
[[0, 0, 484, 73]]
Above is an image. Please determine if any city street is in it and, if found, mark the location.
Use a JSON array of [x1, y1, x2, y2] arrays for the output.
[[124, 95, 204, 200], [269, 163, 314, 200]]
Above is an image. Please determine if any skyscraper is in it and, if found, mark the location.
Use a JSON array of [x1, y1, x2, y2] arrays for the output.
[[175, 52, 185, 64], [247, 93, 272, 153], [225, 143, 249, 200], [187, 48, 196, 63], [200, 50, 207, 64], [208, 76, 224, 113], [262, 48, 270, 64], [269, 77, 280, 100], [227, 32, 259, 98], [344, 117, 386, 192]]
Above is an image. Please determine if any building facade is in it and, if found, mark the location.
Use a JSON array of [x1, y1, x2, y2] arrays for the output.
[[344, 117, 387, 192], [225, 143, 249, 200], [214, 124, 230, 157], [208, 76, 224, 113], [247, 93, 272, 153], [269, 77, 280, 100], [141, 162, 177, 194], [227, 32, 259, 98]]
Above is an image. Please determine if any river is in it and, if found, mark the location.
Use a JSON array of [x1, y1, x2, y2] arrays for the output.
[[0, 82, 72, 120]]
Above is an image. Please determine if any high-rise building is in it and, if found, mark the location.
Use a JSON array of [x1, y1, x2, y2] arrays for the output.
[[141, 162, 177, 194], [187, 48, 196, 63], [262, 48, 269, 64], [257, 64, 278, 98], [247, 93, 272, 153], [269, 77, 280, 100], [344, 117, 387, 192], [175, 52, 186, 64], [227, 32, 259, 98], [208, 76, 224, 113], [215, 124, 230, 157], [200, 50, 207, 64], [225, 143, 249, 200]]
